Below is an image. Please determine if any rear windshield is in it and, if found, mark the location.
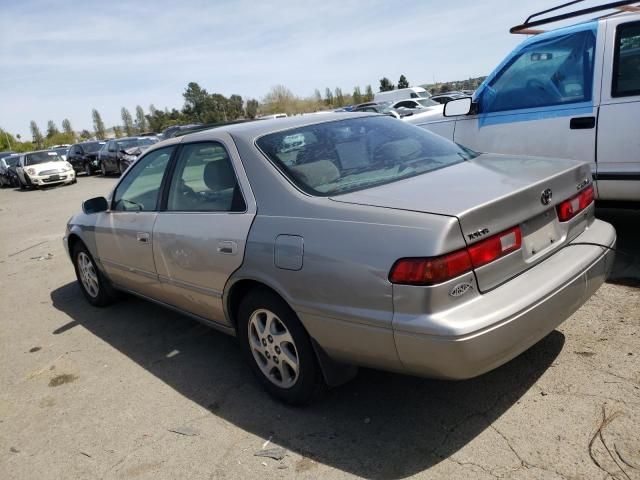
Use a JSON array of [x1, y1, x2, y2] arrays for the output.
[[82, 142, 103, 153], [256, 116, 477, 196], [25, 151, 61, 165], [5, 156, 19, 167]]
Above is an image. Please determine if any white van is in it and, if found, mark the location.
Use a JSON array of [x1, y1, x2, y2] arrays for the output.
[[373, 87, 430, 104], [407, 3, 640, 201]]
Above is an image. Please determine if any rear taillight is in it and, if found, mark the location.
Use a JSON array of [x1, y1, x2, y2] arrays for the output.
[[389, 226, 522, 286], [467, 226, 522, 268], [556, 184, 594, 222]]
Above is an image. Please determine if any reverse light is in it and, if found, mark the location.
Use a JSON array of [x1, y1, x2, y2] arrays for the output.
[[389, 226, 522, 285], [556, 184, 594, 222]]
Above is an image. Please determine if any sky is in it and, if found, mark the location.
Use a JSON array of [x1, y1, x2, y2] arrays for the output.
[[0, 0, 596, 137]]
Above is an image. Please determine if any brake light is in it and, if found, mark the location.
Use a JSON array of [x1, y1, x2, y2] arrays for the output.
[[556, 184, 594, 222], [467, 227, 522, 268], [389, 251, 472, 286], [389, 226, 522, 285]]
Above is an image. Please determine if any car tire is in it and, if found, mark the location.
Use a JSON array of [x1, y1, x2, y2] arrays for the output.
[[85, 163, 92, 176], [72, 242, 118, 307], [100, 161, 107, 176], [118, 161, 125, 176], [18, 176, 25, 190], [237, 288, 324, 405]]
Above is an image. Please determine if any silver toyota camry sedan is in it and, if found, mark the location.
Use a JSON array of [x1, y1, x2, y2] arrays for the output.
[[64, 113, 616, 404]]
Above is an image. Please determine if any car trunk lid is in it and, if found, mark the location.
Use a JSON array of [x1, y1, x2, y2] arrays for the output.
[[331, 153, 593, 291]]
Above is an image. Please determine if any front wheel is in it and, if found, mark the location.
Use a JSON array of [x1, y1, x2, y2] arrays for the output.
[[238, 288, 324, 405], [72, 243, 117, 307]]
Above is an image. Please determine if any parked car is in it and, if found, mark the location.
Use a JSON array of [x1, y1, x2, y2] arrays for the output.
[[373, 86, 431, 103], [65, 113, 615, 405], [391, 98, 441, 112], [50, 146, 70, 161], [0, 151, 15, 160], [431, 93, 469, 104], [15, 150, 76, 189], [0, 154, 19, 187], [407, 4, 640, 201], [161, 124, 203, 139], [67, 141, 106, 175], [98, 137, 159, 175]]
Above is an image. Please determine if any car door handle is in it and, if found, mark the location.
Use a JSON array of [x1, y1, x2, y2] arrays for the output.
[[570, 116, 595, 129], [136, 232, 150, 244], [217, 240, 237, 255]]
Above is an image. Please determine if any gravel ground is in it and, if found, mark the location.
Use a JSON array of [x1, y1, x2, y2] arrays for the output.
[[0, 176, 638, 480]]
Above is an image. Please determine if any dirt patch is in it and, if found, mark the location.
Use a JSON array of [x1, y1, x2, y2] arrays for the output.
[[48, 374, 78, 387]]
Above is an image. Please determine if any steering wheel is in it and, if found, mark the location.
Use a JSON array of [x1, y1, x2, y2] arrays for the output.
[[526, 78, 561, 103]]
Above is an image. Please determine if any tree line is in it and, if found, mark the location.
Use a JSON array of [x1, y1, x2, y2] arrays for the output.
[[1, 73, 486, 153]]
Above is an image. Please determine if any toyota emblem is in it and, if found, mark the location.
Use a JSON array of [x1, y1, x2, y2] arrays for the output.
[[540, 188, 553, 205]]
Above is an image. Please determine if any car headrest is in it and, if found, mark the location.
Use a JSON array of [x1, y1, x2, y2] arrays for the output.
[[289, 160, 340, 188], [203, 160, 237, 191]]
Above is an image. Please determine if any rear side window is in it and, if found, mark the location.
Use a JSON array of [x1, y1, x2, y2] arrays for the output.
[[613, 22, 640, 97], [480, 28, 596, 113], [166, 142, 246, 212], [256, 116, 477, 196]]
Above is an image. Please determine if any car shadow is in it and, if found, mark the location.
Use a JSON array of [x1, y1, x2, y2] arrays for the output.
[[51, 282, 563, 479], [596, 204, 640, 288]]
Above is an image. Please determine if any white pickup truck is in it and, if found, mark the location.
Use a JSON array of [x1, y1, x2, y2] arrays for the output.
[[408, 2, 640, 201]]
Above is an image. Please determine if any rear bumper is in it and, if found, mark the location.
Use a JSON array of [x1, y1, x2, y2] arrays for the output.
[[393, 218, 616, 379]]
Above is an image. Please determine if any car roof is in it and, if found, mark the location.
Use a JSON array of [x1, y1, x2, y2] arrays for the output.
[[180, 112, 378, 142]]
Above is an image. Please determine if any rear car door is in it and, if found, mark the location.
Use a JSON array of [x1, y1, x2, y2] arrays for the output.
[[597, 18, 640, 200], [455, 23, 601, 173], [94, 146, 175, 298], [152, 134, 256, 324]]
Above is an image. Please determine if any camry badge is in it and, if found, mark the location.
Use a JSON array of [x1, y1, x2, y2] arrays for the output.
[[449, 282, 473, 297], [540, 188, 553, 206]]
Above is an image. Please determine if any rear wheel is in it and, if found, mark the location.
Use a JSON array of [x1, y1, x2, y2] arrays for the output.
[[238, 288, 324, 405], [72, 242, 117, 307], [84, 163, 92, 176]]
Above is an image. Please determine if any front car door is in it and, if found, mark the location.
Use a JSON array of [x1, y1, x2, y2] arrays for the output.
[[597, 18, 640, 200], [454, 22, 601, 176], [152, 133, 256, 325], [94, 145, 175, 299]]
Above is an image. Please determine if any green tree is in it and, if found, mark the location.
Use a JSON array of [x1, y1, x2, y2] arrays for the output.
[[30, 121, 45, 148], [228, 94, 244, 119], [121, 107, 134, 136], [398, 74, 409, 89], [245, 99, 259, 119], [135, 105, 147, 133], [334, 87, 344, 107], [46, 120, 59, 139], [352, 86, 362, 105], [113, 126, 123, 138], [313, 89, 322, 104], [62, 118, 73, 136], [262, 85, 296, 114], [92, 109, 106, 140], [79, 129, 93, 140], [182, 82, 210, 122], [324, 87, 334, 106], [365, 85, 374, 101], [379, 77, 394, 92]]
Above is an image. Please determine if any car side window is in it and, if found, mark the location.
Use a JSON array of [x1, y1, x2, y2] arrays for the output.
[[166, 142, 246, 212], [479, 28, 596, 113], [112, 147, 174, 212], [108, 141, 116, 153], [613, 22, 640, 97]]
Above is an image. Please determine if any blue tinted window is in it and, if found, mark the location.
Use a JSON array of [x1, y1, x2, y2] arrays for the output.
[[479, 29, 595, 113]]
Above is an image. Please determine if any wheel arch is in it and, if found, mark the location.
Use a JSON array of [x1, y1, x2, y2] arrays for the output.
[[224, 277, 358, 387]]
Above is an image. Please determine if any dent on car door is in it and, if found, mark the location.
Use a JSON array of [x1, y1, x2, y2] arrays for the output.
[[455, 23, 600, 170], [94, 146, 175, 298], [152, 138, 256, 324]]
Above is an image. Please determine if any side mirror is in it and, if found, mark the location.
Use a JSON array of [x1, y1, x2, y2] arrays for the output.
[[82, 196, 109, 214], [443, 97, 472, 117]]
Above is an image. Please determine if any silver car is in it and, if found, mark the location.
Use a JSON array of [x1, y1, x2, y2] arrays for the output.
[[64, 113, 616, 404]]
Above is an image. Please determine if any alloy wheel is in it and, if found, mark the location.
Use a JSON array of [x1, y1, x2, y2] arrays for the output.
[[77, 252, 99, 298], [248, 308, 300, 389]]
